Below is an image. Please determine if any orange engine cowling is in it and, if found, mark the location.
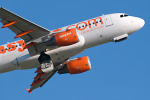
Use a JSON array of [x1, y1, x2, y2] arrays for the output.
[[58, 56, 91, 74], [45, 28, 79, 46]]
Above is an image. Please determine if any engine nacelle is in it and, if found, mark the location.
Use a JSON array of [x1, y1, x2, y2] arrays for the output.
[[45, 28, 79, 46], [58, 56, 91, 74]]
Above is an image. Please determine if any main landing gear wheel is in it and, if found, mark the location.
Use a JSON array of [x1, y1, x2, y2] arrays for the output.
[[38, 52, 54, 73]]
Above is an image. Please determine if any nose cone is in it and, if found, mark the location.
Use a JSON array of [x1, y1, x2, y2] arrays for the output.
[[127, 17, 145, 34], [137, 18, 145, 29], [132, 17, 145, 32]]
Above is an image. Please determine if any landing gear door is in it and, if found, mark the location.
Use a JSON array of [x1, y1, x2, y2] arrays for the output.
[[104, 15, 113, 27]]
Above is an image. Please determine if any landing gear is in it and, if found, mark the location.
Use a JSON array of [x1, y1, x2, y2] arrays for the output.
[[38, 52, 54, 73], [38, 52, 51, 64]]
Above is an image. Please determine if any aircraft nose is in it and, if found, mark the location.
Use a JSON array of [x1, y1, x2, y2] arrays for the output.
[[132, 17, 145, 31], [137, 18, 145, 29]]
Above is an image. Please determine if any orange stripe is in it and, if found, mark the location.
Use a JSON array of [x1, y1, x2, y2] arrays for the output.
[[14, 29, 35, 39], [35, 68, 42, 73], [52, 28, 62, 32], [30, 78, 46, 86], [2, 20, 19, 28], [34, 73, 46, 79]]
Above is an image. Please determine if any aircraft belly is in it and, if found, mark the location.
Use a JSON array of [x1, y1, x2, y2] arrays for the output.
[[0, 62, 18, 73], [15, 48, 84, 70], [0, 52, 20, 73]]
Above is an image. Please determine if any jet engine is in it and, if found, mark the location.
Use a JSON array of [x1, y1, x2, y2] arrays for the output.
[[58, 56, 91, 74], [44, 28, 79, 47]]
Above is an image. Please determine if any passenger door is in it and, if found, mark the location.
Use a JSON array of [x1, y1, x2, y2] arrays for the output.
[[104, 15, 113, 27]]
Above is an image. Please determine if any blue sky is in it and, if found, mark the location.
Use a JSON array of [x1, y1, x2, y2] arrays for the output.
[[0, 0, 149, 100]]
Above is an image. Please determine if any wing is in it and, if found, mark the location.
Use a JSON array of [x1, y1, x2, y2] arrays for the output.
[[0, 7, 67, 94], [0, 7, 51, 55], [26, 67, 57, 94]]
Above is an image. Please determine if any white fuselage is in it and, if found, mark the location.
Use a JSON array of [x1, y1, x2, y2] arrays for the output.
[[0, 13, 144, 73]]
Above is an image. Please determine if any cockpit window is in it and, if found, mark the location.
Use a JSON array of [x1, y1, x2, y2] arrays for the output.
[[120, 14, 129, 18], [120, 15, 124, 17], [124, 14, 129, 17]]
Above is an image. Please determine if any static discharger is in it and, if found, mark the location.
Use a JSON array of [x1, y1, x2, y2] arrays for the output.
[[14, 29, 36, 39], [1, 20, 19, 28]]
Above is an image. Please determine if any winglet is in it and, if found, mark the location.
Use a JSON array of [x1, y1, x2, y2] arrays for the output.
[[26, 88, 32, 94]]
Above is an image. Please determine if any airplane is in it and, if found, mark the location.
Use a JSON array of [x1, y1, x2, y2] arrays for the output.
[[0, 7, 145, 94]]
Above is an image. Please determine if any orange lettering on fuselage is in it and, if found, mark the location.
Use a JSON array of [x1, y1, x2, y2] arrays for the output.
[[0, 40, 26, 54], [66, 25, 75, 30], [0, 46, 6, 54], [7, 43, 16, 52], [16, 40, 26, 52], [55, 17, 103, 32], [76, 22, 87, 30], [52, 28, 62, 32], [87, 17, 103, 28]]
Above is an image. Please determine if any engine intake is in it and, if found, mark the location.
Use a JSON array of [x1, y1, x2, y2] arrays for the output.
[[58, 56, 91, 74], [44, 28, 79, 46]]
